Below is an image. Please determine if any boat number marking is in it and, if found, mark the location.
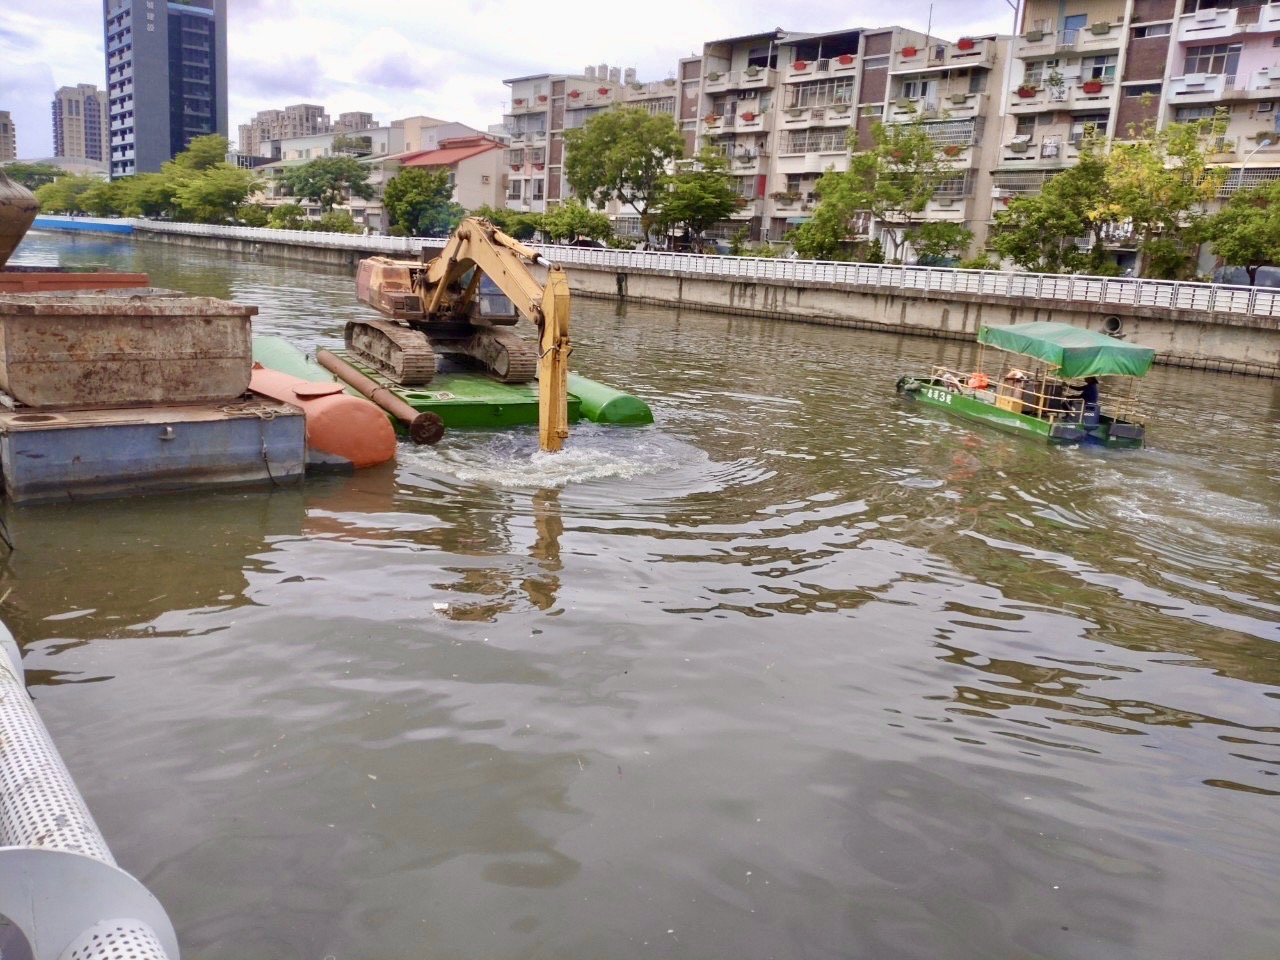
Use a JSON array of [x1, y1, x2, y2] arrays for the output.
[[924, 388, 953, 405]]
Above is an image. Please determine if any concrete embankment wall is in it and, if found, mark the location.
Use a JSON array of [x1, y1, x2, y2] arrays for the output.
[[34, 220, 1280, 378]]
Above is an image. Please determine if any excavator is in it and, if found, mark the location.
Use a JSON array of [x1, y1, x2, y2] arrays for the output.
[[352, 217, 571, 452]]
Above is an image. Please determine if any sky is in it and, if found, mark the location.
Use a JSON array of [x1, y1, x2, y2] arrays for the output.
[[0, 0, 1018, 160]]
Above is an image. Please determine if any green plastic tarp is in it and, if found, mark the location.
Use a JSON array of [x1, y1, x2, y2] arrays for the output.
[[977, 321, 1155, 378]]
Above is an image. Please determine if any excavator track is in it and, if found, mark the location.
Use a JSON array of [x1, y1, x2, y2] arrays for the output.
[[344, 318, 436, 386], [434, 329, 539, 383]]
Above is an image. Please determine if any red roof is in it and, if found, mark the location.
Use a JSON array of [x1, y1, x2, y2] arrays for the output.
[[402, 136, 503, 168]]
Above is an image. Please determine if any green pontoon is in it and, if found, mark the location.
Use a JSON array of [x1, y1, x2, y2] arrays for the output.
[[896, 321, 1154, 448]]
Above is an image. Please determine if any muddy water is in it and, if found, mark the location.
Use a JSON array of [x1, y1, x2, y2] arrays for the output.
[[5, 231, 1279, 960]]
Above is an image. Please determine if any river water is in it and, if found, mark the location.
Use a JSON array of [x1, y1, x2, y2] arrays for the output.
[[6, 231, 1279, 960]]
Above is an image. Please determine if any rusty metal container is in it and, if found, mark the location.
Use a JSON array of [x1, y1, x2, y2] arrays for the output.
[[0, 289, 256, 409], [0, 169, 39, 269]]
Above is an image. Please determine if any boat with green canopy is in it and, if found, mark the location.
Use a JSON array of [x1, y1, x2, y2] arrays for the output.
[[895, 321, 1155, 448]]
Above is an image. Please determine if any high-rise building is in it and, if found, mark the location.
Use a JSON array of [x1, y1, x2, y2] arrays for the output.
[[103, 0, 228, 177], [0, 111, 15, 161], [335, 112, 376, 134], [238, 103, 331, 156], [52, 84, 109, 162]]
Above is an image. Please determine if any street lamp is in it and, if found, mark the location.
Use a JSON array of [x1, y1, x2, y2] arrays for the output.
[[1236, 137, 1274, 194]]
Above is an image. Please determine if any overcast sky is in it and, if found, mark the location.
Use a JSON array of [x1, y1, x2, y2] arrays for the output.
[[1, 0, 1017, 160]]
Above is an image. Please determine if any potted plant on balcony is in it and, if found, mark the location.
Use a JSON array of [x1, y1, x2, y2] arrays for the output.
[[793, 60, 808, 70], [745, 65, 761, 77], [837, 53, 854, 65], [513, 97, 525, 105], [1090, 21, 1112, 34], [1082, 78, 1104, 94], [950, 92, 969, 105], [707, 72, 720, 81], [942, 144, 962, 156], [1008, 140, 1029, 153], [1016, 83, 1037, 98], [957, 37, 975, 50], [569, 89, 581, 98], [831, 103, 851, 114], [1024, 28, 1044, 42], [901, 45, 918, 57], [741, 111, 756, 122], [704, 113, 719, 124], [537, 94, 548, 102], [597, 86, 610, 95]]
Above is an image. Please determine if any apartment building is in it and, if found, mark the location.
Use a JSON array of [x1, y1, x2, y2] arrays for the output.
[[335, 112, 377, 134], [995, 0, 1280, 204], [103, 0, 228, 177], [0, 112, 15, 162], [503, 64, 677, 217], [52, 85, 109, 163], [238, 104, 331, 157]]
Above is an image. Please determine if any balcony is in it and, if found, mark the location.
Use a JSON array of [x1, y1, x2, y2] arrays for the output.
[[733, 110, 768, 132], [1174, 3, 1280, 42], [891, 39, 997, 74], [730, 149, 769, 176], [1167, 72, 1232, 101]]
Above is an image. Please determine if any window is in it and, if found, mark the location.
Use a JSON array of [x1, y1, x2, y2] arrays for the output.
[[507, 179, 522, 201], [787, 77, 857, 108], [1174, 105, 1218, 122], [1184, 42, 1241, 78], [1124, 83, 1162, 97], [1015, 115, 1036, 139], [1132, 24, 1170, 39], [1062, 13, 1087, 44], [532, 179, 544, 201], [1083, 55, 1117, 81], [1070, 113, 1109, 143], [1023, 59, 1059, 86], [781, 128, 850, 153], [968, 70, 988, 93]]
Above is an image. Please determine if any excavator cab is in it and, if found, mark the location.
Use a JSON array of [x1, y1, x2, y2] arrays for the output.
[[350, 217, 571, 452]]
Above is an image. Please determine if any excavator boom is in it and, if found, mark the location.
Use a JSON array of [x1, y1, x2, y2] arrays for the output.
[[352, 217, 570, 452]]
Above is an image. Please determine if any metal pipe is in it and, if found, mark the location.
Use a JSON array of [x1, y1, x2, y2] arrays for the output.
[[315, 348, 444, 445]]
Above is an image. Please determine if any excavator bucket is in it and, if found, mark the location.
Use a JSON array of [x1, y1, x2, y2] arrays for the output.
[[538, 266, 571, 453]]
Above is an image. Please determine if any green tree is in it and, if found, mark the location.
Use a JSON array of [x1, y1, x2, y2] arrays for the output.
[[653, 147, 739, 245], [468, 204, 540, 240], [114, 171, 180, 218], [305, 210, 361, 233], [237, 202, 270, 227], [1202, 177, 1280, 285], [912, 221, 974, 264], [563, 106, 683, 239], [280, 156, 375, 212], [267, 203, 307, 230], [792, 119, 958, 262], [1094, 115, 1228, 278], [172, 165, 260, 223], [988, 134, 1115, 274], [170, 133, 231, 171], [1, 161, 67, 190], [33, 174, 102, 214], [78, 178, 128, 217], [540, 198, 612, 242], [382, 167, 463, 236], [331, 133, 373, 156]]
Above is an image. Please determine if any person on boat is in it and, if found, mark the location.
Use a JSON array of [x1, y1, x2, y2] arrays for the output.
[[1071, 376, 1100, 407]]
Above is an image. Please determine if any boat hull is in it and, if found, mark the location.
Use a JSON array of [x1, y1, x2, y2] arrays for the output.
[[896, 376, 1144, 448]]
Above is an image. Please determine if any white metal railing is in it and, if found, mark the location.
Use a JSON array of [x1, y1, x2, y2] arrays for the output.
[[124, 219, 1280, 319]]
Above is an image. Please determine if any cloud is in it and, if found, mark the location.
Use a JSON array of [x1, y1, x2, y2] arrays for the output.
[[2, 0, 1018, 160]]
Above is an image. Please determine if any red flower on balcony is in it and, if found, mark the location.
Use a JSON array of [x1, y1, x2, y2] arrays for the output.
[[597, 86, 609, 95], [837, 54, 854, 65], [1082, 79, 1104, 94], [569, 89, 581, 98], [741, 111, 755, 122], [537, 94, 548, 102], [793, 60, 808, 70]]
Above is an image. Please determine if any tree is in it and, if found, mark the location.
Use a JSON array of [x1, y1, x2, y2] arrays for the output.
[[1, 161, 67, 190], [912, 221, 974, 265], [540, 199, 612, 242], [305, 210, 361, 234], [382, 167, 463, 236], [468, 204, 542, 240], [78, 178, 128, 217], [988, 134, 1116, 274], [171, 165, 260, 223], [563, 106, 683, 239], [237, 202, 270, 227], [791, 119, 958, 262], [280, 156, 375, 212], [1093, 115, 1228, 279], [331, 133, 373, 156], [1202, 177, 1280, 285], [653, 147, 739, 244], [114, 171, 180, 218], [33, 174, 102, 214], [268, 203, 306, 230]]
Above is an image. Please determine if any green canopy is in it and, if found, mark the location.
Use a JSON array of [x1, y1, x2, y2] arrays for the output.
[[977, 321, 1155, 378]]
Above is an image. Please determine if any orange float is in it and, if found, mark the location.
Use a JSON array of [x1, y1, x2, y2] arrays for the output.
[[249, 362, 396, 469], [969, 372, 990, 389]]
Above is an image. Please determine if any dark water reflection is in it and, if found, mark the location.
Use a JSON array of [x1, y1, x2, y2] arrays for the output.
[[5, 232, 1279, 960]]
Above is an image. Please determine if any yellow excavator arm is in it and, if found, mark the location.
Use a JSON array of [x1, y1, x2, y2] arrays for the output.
[[353, 217, 570, 452]]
